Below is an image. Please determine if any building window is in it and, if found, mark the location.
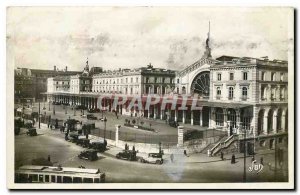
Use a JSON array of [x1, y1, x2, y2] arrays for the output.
[[216, 87, 221, 97], [243, 72, 248, 80], [229, 73, 234, 80], [228, 87, 234, 100], [271, 72, 276, 81], [131, 78, 133, 83], [242, 87, 247, 100], [280, 73, 284, 82], [261, 72, 265, 81], [217, 73, 221, 81], [136, 77, 138, 83], [177, 79, 180, 84]]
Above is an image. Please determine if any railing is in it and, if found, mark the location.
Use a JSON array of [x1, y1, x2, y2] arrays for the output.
[[209, 134, 237, 156]]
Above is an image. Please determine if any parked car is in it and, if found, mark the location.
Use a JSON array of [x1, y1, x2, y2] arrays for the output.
[[76, 137, 90, 148], [169, 120, 179, 128], [26, 128, 37, 136], [138, 153, 164, 165], [87, 114, 97, 120], [78, 149, 98, 161], [116, 150, 137, 161], [89, 140, 107, 152], [52, 102, 61, 105]]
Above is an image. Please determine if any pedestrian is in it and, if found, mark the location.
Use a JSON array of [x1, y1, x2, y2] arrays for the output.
[[47, 155, 51, 162], [231, 154, 236, 164], [220, 152, 224, 161], [184, 150, 189, 157], [125, 143, 128, 151], [252, 156, 255, 162], [132, 145, 135, 151], [260, 157, 264, 165], [170, 153, 174, 163]]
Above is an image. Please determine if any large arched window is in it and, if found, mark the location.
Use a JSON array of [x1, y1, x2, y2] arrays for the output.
[[190, 71, 210, 98], [227, 108, 236, 128]]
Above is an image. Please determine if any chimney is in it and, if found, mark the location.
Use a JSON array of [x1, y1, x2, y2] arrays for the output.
[[65, 66, 68, 72], [54, 66, 56, 71]]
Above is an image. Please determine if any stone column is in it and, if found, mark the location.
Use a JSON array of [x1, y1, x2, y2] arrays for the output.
[[191, 111, 194, 125], [175, 109, 178, 122], [199, 108, 203, 127], [209, 108, 216, 129], [177, 126, 184, 148], [263, 114, 268, 134], [236, 108, 241, 128], [182, 110, 186, 124], [223, 108, 228, 130], [115, 125, 120, 146], [273, 112, 277, 133], [160, 110, 164, 120], [154, 105, 157, 119], [281, 112, 286, 132]]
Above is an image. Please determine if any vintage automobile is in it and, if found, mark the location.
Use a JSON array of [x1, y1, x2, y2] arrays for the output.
[[87, 114, 97, 120], [76, 137, 90, 148], [116, 150, 137, 161], [137, 152, 164, 164], [26, 128, 37, 136], [78, 149, 98, 161], [169, 120, 179, 128], [89, 140, 107, 152]]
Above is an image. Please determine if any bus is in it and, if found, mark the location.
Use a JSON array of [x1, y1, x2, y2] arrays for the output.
[[15, 165, 106, 183]]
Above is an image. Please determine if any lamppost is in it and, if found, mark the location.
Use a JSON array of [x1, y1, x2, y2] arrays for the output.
[[243, 125, 247, 183], [38, 100, 41, 129], [104, 117, 107, 140], [48, 100, 51, 111], [65, 106, 68, 115], [53, 104, 55, 115]]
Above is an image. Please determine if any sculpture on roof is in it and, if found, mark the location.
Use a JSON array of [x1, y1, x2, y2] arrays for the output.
[[202, 21, 212, 59]]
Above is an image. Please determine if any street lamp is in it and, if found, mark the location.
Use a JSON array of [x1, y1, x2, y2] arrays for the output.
[[243, 125, 247, 183], [38, 100, 41, 129], [103, 117, 107, 140], [53, 104, 55, 115], [48, 101, 51, 111]]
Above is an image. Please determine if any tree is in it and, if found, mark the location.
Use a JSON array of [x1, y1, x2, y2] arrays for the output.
[[132, 119, 136, 125]]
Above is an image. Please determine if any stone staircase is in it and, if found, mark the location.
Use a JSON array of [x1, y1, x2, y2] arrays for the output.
[[208, 134, 238, 156]]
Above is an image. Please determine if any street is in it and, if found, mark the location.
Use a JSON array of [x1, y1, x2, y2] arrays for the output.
[[14, 126, 288, 183]]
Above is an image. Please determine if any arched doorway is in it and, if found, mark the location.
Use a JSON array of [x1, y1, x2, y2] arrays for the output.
[[257, 109, 264, 135], [190, 71, 210, 99], [241, 107, 252, 131], [268, 109, 274, 133], [277, 108, 282, 132], [227, 108, 236, 128], [215, 108, 224, 127]]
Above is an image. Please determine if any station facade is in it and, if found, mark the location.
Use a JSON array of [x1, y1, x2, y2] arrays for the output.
[[45, 37, 289, 147]]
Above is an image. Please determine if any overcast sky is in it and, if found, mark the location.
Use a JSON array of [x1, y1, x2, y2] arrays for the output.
[[7, 7, 293, 71]]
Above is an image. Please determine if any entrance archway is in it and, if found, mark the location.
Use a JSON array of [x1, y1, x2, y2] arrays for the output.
[[257, 109, 264, 135]]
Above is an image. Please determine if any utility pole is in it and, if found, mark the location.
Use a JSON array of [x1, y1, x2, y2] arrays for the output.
[[274, 138, 277, 182], [38, 100, 41, 129], [243, 126, 247, 183]]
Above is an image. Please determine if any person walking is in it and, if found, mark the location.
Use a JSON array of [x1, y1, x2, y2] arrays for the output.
[[220, 152, 224, 161], [260, 156, 264, 165], [170, 153, 174, 163], [231, 154, 236, 164]]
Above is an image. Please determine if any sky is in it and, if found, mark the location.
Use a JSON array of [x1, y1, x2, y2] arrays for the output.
[[7, 7, 293, 71]]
